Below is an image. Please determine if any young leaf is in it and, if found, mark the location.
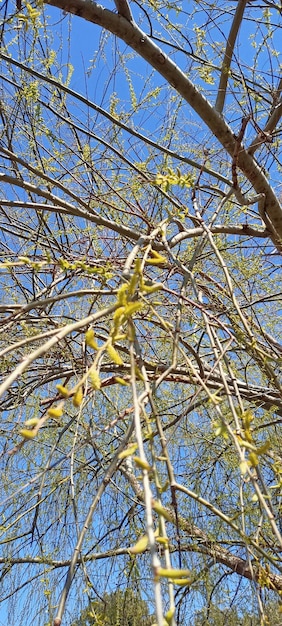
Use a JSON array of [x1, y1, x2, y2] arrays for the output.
[[118, 443, 138, 459], [107, 343, 123, 365], [128, 534, 148, 554]]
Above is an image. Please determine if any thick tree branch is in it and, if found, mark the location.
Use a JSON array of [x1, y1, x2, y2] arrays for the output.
[[114, 0, 133, 22]]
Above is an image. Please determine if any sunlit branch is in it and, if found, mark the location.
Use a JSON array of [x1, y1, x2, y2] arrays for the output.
[[215, 0, 248, 114], [0, 174, 144, 241], [0, 304, 117, 398]]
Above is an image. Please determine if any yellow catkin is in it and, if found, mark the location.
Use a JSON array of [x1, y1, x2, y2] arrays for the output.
[[47, 406, 63, 419], [249, 452, 259, 467], [128, 271, 139, 295], [152, 501, 172, 522], [73, 387, 83, 407], [85, 329, 98, 350], [165, 608, 175, 625], [117, 283, 128, 306], [124, 302, 143, 317], [113, 307, 125, 323], [107, 343, 123, 365], [142, 282, 162, 294], [24, 418, 40, 427], [20, 428, 37, 439], [56, 384, 70, 398], [170, 578, 191, 586], [133, 456, 151, 471], [146, 251, 167, 265], [134, 366, 144, 381], [118, 444, 138, 459], [89, 369, 101, 390], [157, 567, 190, 579], [115, 377, 129, 386], [155, 536, 169, 547], [146, 258, 166, 266]]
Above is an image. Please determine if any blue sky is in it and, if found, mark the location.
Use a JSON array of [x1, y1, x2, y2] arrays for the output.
[[1, 2, 282, 624]]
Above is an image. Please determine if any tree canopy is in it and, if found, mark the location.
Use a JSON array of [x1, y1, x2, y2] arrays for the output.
[[0, 1, 282, 625]]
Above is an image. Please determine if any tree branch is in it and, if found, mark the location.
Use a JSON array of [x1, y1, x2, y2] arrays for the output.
[[114, 0, 133, 22], [41, 0, 282, 246], [215, 0, 248, 114], [121, 467, 282, 592]]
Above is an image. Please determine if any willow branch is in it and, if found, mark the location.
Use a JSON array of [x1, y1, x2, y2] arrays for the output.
[[0, 53, 231, 186], [39, 1, 282, 245], [54, 420, 134, 625], [121, 467, 282, 592], [0, 304, 117, 399]]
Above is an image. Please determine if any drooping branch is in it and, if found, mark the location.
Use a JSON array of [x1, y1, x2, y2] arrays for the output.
[[121, 467, 282, 592], [54, 421, 134, 626], [0, 303, 117, 399], [0, 53, 232, 185]]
